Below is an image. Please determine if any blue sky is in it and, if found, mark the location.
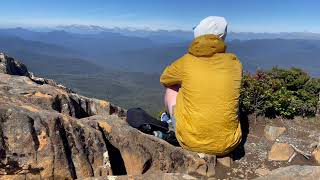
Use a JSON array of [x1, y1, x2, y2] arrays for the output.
[[1, 0, 320, 32]]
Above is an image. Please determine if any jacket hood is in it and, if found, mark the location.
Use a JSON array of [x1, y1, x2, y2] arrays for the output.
[[188, 34, 226, 57]]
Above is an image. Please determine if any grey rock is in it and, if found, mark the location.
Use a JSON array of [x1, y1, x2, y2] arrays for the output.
[[0, 54, 216, 179], [254, 165, 320, 180], [72, 173, 199, 180], [264, 125, 286, 141], [0, 53, 29, 76], [82, 115, 216, 177]]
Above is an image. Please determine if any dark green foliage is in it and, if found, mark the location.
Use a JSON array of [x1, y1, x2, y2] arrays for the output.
[[240, 67, 320, 118]]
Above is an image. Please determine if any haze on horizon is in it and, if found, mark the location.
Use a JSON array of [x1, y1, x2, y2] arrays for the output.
[[1, 0, 320, 33]]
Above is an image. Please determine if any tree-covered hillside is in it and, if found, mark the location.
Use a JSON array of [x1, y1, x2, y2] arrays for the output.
[[1, 29, 320, 116]]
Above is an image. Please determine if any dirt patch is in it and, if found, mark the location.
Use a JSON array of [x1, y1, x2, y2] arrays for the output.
[[214, 116, 320, 179]]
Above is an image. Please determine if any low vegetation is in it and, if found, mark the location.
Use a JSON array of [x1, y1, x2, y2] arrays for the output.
[[240, 67, 320, 118]]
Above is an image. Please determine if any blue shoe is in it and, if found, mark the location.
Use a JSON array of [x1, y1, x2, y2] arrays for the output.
[[160, 112, 172, 123]]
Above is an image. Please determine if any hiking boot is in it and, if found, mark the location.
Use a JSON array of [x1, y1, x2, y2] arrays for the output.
[[153, 130, 179, 146], [163, 131, 179, 146]]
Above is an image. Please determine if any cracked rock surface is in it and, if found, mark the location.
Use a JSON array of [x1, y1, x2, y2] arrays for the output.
[[1, 53, 320, 180], [0, 53, 216, 179]]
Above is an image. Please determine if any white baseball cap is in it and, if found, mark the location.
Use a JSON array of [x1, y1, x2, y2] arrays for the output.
[[193, 16, 228, 40]]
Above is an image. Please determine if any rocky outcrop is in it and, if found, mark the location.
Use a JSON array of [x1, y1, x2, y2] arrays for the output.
[[83, 115, 216, 177], [254, 165, 320, 180], [0, 54, 216, 179], [1, 53, 320, 180], [3, 173, 199, 180], [1, 52, 77, 94], [0, 72, 119, 179], [0, 53, 29, 76]]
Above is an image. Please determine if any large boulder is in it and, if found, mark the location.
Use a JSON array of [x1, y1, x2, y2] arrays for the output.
[[83, 115, 216, 177], [0, 53, 29, 76], [0, 106, 112, 179], [0, 54, 216, 179]]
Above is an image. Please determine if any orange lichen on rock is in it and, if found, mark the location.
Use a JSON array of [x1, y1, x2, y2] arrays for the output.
[[121, 150, 144, 175], [61, 114, 71, 123], [33, 92, 52, 98], [38, 131, 48, 151], [20, 105, 39, 112], [99, 100, 110, 108], [98, 121, 112, 133], [24, 91, 52, 99]]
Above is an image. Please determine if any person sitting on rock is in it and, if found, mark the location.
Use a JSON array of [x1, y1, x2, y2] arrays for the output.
[[160, 16, 242, 156]]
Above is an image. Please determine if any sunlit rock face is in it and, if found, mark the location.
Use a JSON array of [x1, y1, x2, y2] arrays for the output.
[[0, 53, 216, 179]]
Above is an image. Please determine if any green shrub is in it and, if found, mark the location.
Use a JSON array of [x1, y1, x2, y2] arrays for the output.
[[240, 67, 320, 118]]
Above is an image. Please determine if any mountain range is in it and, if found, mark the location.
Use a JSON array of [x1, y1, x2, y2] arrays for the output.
[[1, 26, 320, 113]]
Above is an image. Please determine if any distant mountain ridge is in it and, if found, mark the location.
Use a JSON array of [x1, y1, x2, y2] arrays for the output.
[[3, 26, 320, 43], [55, 25, 320, 41], [1, 26, 320, 114], [228, 31, 320, 41], [1, 27, 320, 77]]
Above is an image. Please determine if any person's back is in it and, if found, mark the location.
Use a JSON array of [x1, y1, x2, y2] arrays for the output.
[[160, 16, 242, 155]]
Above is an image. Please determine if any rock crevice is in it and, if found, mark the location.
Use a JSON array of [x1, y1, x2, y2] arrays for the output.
[[1, 53, 319, 180], [97, 124, 127, 175], [55, 117, 78, 179], [0, 53, 217, 179]]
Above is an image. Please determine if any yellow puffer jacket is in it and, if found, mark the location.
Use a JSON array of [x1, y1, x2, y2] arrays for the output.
[[160, 34, 242, 155]]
